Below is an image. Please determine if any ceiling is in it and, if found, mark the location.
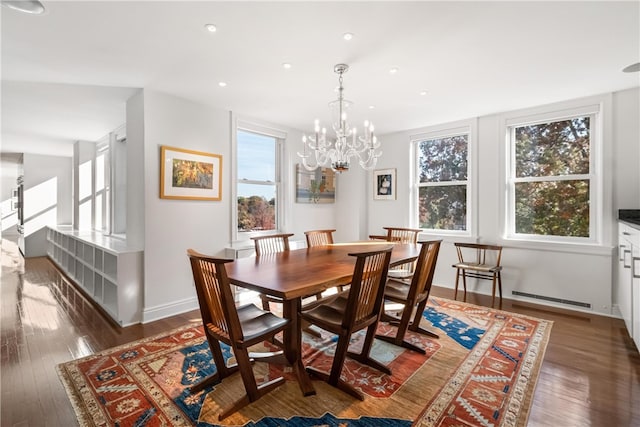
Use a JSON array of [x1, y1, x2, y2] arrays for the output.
[[2, 1, 639, 157]]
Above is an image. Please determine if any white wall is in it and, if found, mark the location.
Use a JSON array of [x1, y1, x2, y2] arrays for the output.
[[23, 153, 72, 257], [1, 154, 21, 238], [371, 88, 640, 317], [138, 90, 342, 322]]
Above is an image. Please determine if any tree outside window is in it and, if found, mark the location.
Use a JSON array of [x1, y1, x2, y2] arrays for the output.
[[417, 134, 468, 231], [510, 116, 591, 238]]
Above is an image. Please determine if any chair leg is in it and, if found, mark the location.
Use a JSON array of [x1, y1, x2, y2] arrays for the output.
[[377, 300, 437, 354], [491, 274, 497, 307], [461, 270, 468, 301], [191, 335, 239, 393], [497, 272, 503, 307], [454, 269, 460, 300], [217, 347, 287, 421], [348, 323, 391, 376], [408, 299, 439, 339]]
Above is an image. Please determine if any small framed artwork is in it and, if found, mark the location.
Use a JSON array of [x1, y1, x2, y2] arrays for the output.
[[373, 168, 396, 200], [160, 146, 222, 201], [296, 164, 336, 203]]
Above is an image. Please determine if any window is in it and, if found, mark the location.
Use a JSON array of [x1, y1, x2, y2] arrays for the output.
[[414, 131, 470, 232], [236, 127, 282, 235], [506, 109, 598, 242]]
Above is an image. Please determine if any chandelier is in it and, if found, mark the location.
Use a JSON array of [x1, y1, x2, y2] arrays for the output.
[[298, 64, 382, 173]]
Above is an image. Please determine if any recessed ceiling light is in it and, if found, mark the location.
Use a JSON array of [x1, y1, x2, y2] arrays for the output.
[[218, 82, 227, 87], [343, 32, 354, 41], [420, 90, 428, 96], [204, 24, 217, 33], [389, 67, 399, 74], [282, 63, 292, 69], [369, 105, 375, 110], [622, 62, 640, 73], [1, 0, 45, 14]]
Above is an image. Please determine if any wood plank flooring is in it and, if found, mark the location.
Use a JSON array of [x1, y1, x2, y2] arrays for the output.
[[1, 237, 639, 426]]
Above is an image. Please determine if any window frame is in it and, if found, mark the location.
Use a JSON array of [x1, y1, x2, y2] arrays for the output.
[[410, 120, 477, 238], [502, 101, 607, 247], [232, 118, 286, 242]]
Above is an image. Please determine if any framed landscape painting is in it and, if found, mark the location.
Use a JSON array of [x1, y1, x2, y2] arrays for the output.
[[160, 146, 222, 201], [295, 164, 336, 203], [374, 168, 396, 200]]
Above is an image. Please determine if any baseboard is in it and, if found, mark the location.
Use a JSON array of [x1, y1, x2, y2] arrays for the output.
[[141, 297, 199, 324]]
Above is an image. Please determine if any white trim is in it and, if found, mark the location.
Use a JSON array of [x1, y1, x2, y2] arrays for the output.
[[409, 118, 477, 237], [499, 94, 612, 248], [141, 296, 199, 324], [232, 116, 288, 243]]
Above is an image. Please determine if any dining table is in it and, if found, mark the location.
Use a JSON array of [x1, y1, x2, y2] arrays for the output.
[[225, 241, 421, 397]]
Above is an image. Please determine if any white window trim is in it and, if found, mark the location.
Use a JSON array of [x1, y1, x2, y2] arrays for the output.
[[409, 118, 478, 238], [498, 94, 613, 254], [231, 115, 287, 244]]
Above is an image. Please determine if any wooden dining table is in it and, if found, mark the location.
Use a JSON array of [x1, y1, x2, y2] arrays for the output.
[[225, 241, 421, 397]]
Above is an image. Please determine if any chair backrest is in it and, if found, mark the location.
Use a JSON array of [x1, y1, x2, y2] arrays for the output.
[[408, 240, 442, 299], [251, 233, 294, 256], [304, 229, 335, 247], [384, 227, 421, 243], [343, 245, 393, 328], [187, 249, 243, 344], [454, 242, 503, 267]]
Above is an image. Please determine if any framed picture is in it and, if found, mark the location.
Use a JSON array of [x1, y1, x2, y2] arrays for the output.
[[295, 164, 336, 204], [374, 168, 396, 200], [160, 146, 222, 201]]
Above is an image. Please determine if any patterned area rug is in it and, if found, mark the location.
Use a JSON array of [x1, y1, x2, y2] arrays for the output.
[[57, 298, 552, 426]]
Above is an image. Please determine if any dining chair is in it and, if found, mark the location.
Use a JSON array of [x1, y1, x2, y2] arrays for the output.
[[369, 226, 422, 281], [187, 249, 290, 421], [304, 229, 335, 247], [376, 240, 441, 354], [299, 245, 394, 400], [250, 233, 297, 310], [452, 242, 503, 307]]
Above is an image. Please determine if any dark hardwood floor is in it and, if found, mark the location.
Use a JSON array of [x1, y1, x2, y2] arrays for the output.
[[1, 237, 639, 426]]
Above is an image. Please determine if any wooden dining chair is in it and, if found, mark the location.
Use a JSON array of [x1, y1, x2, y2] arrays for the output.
[[452, 242, 503, 307], [304, 229, 335, 247], [299, 245, 394, 400], [369, 226, 422, 281], [251, 233, 296, 310], [251, 233, 294, 257], [376, 240, 441, 354], [187, 249, 290, 421]]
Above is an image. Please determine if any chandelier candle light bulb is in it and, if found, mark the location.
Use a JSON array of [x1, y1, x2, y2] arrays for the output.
[[298, 63, 382, 173]]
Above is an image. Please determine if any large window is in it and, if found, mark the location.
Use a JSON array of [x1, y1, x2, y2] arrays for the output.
[[236, 128, 282, 235], [506, 110, 598, 242], [415, 131, 470, 232]]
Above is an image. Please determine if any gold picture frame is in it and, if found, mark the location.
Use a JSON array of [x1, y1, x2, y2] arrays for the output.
[[160, 146, 222, 201]]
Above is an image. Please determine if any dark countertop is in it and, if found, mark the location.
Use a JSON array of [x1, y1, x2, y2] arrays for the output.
[[619, 209, 640, 227]]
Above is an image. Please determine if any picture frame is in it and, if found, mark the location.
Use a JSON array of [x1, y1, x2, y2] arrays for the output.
[[295, 164, 336, 204], [373, 168, 396, 200], [160, 145, 222, 201]]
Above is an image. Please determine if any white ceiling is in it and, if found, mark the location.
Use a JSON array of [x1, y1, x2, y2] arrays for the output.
[[2, 1, 639, 157]]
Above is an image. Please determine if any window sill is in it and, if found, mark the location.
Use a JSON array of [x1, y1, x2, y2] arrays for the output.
[[498, 237, 614, 256]]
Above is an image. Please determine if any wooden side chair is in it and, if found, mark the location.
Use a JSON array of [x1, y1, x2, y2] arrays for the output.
[[187, 249, 290, 421], [251, 233, 296, 310], [452, 243, 503, 307], [299, 245, 394, 400], [304, 229, 335, 247], [376, 240, 441, 354], [251, 233, 294, 257], [369, 226, 422, 281]]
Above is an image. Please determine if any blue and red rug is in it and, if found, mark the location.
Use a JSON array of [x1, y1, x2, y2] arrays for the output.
[[57, 297, 552, 426]]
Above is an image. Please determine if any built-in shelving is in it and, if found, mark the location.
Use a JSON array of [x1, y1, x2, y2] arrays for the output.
[[46, 226, 143, 326]]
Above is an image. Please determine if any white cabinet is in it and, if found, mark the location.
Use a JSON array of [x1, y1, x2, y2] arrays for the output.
[[618, 221, 640, 349], [46, 226, 143, 326]]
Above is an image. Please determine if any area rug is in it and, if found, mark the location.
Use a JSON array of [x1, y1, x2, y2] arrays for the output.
[[57, 297, 552, 427]]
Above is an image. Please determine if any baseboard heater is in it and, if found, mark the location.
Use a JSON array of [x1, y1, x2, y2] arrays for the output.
[[511, 290, 591, 309]]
